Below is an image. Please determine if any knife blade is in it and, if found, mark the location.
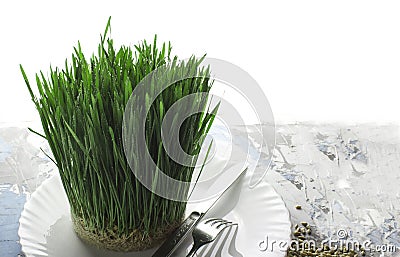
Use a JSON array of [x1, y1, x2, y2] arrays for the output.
[[152, 166, 248, 257]]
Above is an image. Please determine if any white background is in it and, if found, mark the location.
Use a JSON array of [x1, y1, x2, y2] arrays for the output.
[[1, 0, 399, 124]]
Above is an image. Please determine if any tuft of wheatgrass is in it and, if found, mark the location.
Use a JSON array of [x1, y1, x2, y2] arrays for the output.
[[20, 17, 217, 251]]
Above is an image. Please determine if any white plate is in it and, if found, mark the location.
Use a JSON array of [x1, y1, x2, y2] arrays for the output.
[[18, 170, 290, 257]]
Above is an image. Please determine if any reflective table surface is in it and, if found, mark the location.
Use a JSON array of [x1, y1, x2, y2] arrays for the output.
[[1, 122, 399, 256]]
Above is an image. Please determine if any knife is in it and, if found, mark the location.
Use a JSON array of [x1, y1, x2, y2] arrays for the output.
[[152, 167, 248, 257]]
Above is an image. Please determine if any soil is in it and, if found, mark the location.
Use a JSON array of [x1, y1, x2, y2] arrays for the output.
[[71, 212, 182, 252]]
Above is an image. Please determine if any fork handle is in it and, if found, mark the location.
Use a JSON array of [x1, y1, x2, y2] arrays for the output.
[[152, 212, 202, 257], [186, 245, 200, 257]]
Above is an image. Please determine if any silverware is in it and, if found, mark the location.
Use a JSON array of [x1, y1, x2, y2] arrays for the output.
[[152, 166, 248, 257], [186, 218, 236, 257], [152, 211, 203, 257]]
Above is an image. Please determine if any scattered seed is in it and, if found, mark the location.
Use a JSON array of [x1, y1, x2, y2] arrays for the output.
[[288, 222, 367, 257], [301, 222, 308, 227], [294, 231, 302, 237]]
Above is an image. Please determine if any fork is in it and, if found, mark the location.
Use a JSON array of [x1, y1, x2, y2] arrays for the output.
[[186, 218, 237, 257]]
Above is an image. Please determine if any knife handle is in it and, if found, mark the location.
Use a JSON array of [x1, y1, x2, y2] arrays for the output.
[[152, 211, 203, 257]]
